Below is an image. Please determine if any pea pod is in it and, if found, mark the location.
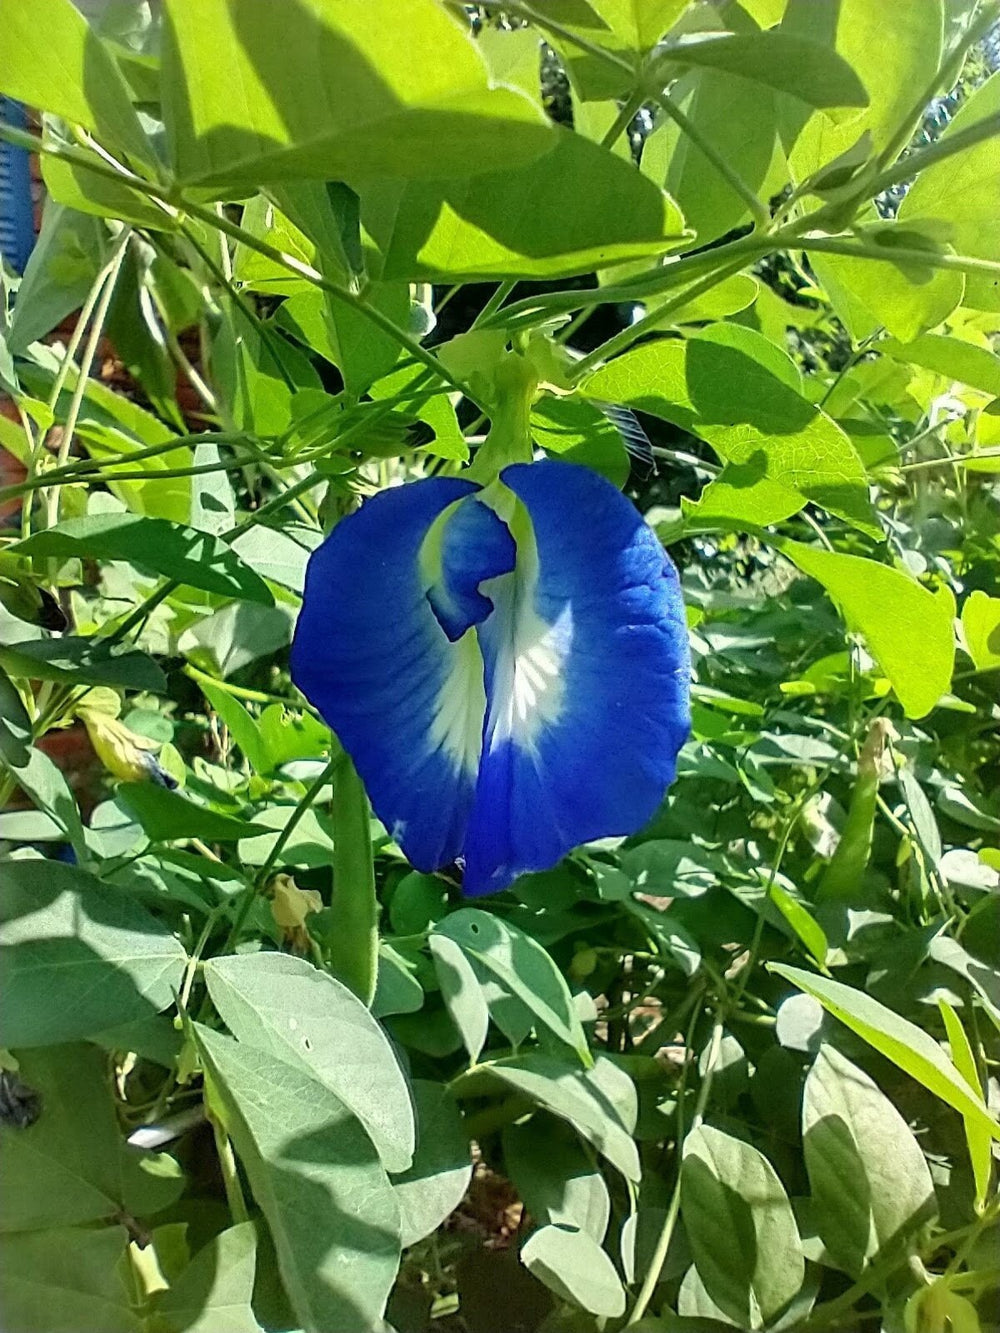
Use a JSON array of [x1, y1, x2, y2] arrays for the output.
[[328, 753, 379, 1005], [817, 718, 893, 902]]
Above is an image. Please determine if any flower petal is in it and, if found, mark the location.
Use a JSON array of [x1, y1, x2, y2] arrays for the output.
[[292, 478, 491, 872], [425, 495, 516, 641], [463, 460, 691, 896]]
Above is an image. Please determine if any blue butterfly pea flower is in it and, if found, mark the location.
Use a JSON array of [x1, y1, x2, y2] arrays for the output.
[[291, 459, 690, 896]]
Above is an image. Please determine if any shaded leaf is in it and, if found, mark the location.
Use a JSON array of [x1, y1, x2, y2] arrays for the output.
[[392, 1080, 472, 1247], [367, 128, 687, 282], [803, 1045, 936, 1277], [204, 952, 415, 1173], [154, 1222, 264, 1333], [117, 783, 267, 843], [0, 1225, 138, 1333], [16, 514, 273, 605], [161, 0, 554, 190], [0, 858, 187, 1046], [772, 965, 1000, 1138], [194, 1025, 401, 1333], [0, 1043, 184, 1232], [434, 908, 591, 1066], [681, 1124, 804, 1329]]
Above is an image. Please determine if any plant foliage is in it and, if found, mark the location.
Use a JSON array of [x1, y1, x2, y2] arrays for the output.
[[0, 2, 999, 1331]]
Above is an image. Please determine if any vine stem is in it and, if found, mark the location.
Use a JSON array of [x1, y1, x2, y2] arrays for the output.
[[210, 1116, 249, 1224], [650, 86, 769, 229], [626, 1009, 726, 1325], [44, 229, 132, 530]]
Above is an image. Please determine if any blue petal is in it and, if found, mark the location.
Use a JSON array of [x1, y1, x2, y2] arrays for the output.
[[291, 478, 489, 872], [426, 496, 516, 642], [462, 460, 691, 896]]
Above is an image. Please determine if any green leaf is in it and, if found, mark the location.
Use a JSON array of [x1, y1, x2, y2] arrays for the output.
[[193, 1024, 401, 1333], [771, 965, 1000, 1139], [582, 331, 878, 535], [521, 1224, 626, 1318], [279, 287, 403, 399], [8, 204, 106, 354], [531, 397, 630, 488], [161, 0, 554, 190], [811, 239, 964, 344], [16, 514, 273, 605], [213, 298, 321, 437], [391, 1080, 472, 1247], [0, 858, 187, 1047], [899, 72, 1000, 310], [657, 31, 869, 112], [503, 1113, 611, 1241], [198, 680, 270, 775], [371, 942, 425, 1019], [204, 952, 415, 1174], [230, 523, 321, 596], [0, 1043, 183, 1232], [962, 591, 1000, 669], [461, 1054, 640, 1182], [0, 663, 31, 767], [179, 602, 297, 679], [769, 538, 956, 718], [154, 1223, 264, 1333], [0, 1226, 138, 1333], [430, 933, 489, 1065], [189, 441, 236, 536], [681, 1123, 804, 1329], [433, 908, 591, 1066], [117, 782, 267, 843], [0, 636, 167, 693], [770, 883, 827, 967], [782, 0, 942, 179], [937, 1000, 993, 1210], [802, 1044, 936, 1277], [367, 127, 687, 282], [583, 0, 689, 52], [41, 151, 173, 230], [883, 332, 1000, 397], [5, 746, 89, 862], [0, 0, 152, 165]]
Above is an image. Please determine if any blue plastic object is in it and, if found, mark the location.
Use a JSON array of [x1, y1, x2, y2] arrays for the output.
[[0, 98, 35, 274]]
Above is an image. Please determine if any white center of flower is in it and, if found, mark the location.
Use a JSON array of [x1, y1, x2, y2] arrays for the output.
[[430, 628, 487, 774]]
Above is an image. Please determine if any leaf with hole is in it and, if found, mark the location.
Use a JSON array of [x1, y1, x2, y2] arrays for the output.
[[194, 1024, 401, 1333], [433, 908, 591, 1066], [204, 951, 415, 1173]]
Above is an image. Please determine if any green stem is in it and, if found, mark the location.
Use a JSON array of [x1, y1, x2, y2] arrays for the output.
[[211, 1117, 249, 1224], [472, 280, 517, 329], [212, 756, 341, 968], [572, 255, 750, 376], [42, 228, 132, 531], [650, 88, 769, 229], [797, 234, 1000, 281], [869, 109, 1000, 200], [626, 1008, 725, 1325], [183, 663, 316, 713], [877, 1, 1000, 170], [600, 90, 645, 150], [328, 753, 379, 1006], [0, 120, 476, 409]]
